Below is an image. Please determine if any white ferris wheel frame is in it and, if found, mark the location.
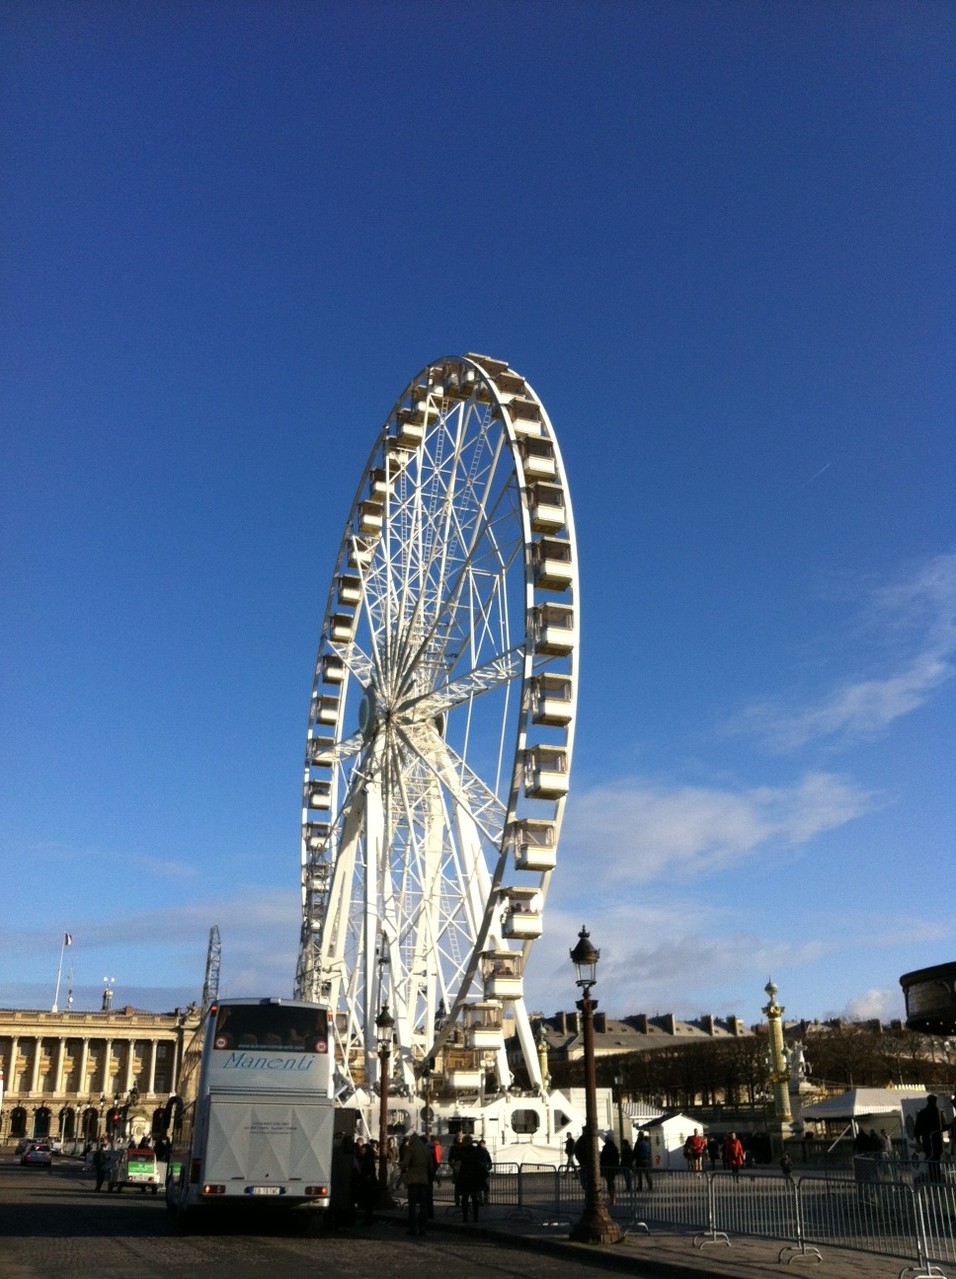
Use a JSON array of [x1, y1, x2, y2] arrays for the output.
[[295, 353, 578, 1101]]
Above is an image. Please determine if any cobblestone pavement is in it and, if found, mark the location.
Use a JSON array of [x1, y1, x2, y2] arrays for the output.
[[419, 1178, 945, 1279], [0, 1157, 675, 1279], [2, 1158, 943, 1279]]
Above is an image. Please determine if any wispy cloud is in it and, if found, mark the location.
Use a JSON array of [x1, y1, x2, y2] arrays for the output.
[[561, 771, 875, 886], [735, 552, 956, 752]]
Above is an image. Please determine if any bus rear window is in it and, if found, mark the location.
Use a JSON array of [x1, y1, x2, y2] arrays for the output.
[[212, 1005, 329, 1053]]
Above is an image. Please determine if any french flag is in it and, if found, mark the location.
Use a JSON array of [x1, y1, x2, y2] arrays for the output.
[[64, 933, 73, 946]]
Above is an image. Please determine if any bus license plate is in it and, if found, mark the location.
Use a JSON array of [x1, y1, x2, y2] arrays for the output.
[[249, 1186, 282, 1195]]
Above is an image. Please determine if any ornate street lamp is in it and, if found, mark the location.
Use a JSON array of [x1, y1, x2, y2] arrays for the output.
[[421, 1060, 432, 1140], [375, 1001, 396, 1208], [569, 926, 623, 1245]]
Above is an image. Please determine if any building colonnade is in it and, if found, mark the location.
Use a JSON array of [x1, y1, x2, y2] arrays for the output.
[[0, 1004, 202, 1146]]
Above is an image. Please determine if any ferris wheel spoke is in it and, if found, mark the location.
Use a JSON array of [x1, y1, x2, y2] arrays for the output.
[[401, 645, 524, 720], [406, 484, 522, 682], [394, 722, 507, 847]]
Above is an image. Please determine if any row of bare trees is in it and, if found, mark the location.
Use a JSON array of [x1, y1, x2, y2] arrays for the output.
[[544, 1023, 955, 1110]]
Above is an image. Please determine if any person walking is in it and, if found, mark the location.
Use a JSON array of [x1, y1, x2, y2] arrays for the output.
[[456, 1134, 484, 1223], [476, 1138, 493, 1205], [633, 1131, 653, 1192], [683, 1128, 706, 1175], [600, 1133, 620, 1205], [915, 1095, 948, 1180], [93, 1140, 109, 1192], [400, 1133, 431, 1238], [723, 1131, 745, 1181], [573, 1127, 592, 1191], [564, 1132, 576, 1177], [448, 1132, 465, 1207]]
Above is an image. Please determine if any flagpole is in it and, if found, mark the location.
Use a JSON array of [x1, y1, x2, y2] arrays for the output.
[[52, 933, 71, 1013]]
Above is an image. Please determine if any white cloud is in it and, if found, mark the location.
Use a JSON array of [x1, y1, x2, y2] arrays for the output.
[[560, 771, 875, 886], [737, 552, 956, 752], [842, 988, 904, 1022]]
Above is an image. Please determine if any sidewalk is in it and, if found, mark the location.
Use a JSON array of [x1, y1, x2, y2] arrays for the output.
[[386, 1197, 937, 1279]]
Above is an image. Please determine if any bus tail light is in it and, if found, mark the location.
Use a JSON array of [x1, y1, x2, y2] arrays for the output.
[[202, 1183, 226, 1195], [305, 1185, 329, 1197]]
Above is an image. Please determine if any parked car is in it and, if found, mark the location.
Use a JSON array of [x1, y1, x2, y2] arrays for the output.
[[21, 1142, 53, 1167]]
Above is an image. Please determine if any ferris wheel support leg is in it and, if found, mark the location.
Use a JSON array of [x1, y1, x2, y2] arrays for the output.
[[512, 1001, 542, 1090]]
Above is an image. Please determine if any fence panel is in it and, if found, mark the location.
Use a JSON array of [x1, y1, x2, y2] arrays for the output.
[[516, 1164, 560, 1216], [487, 1163, 521, 1209], [799, 1173, 918, 1258], [916, 1179, 956, 1268], [619, 1168, 710, 1230], [709, 1171, 798, 1241]]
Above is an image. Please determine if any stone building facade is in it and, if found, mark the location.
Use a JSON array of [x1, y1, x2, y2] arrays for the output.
[[0, 1003, 203, 1147]]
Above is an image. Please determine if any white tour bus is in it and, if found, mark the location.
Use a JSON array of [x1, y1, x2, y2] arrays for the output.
[[165, 997, 334, 1228]]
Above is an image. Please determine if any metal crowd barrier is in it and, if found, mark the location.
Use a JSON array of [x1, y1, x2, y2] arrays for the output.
[[498, 1159, 956, 1276]]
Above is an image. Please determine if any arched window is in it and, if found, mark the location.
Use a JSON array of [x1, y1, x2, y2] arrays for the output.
[[33, 1105, 51, 1138], [10, 1106, 27, 1139]]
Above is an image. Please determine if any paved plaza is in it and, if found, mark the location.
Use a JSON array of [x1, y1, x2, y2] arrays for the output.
[[1, 1152, 949, 1279]]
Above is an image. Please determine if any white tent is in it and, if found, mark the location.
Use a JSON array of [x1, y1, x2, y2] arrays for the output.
[[800, 1088, 932, 1145], [801, 1088, 930, 1123]]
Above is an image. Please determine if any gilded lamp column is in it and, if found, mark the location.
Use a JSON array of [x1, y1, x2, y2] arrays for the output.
[[763, 979, 792, 1126]]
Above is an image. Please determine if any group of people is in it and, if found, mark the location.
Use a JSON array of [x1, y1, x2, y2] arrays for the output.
[[683, 1127, 746, 1178], [398, 1130, 492, 1235], [566, 1127, 655, 1201], [331, 1128, 494, 1237]]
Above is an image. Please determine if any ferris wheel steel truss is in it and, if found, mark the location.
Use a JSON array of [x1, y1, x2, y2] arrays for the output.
[[295, 354, 578, 1099]]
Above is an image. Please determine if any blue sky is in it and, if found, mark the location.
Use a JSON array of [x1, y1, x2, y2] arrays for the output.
[[2, 1, 953, 1030]]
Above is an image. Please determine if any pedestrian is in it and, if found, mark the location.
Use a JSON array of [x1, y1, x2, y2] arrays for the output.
[[683, 1128, 706, 1175], [476, 1138, 493, 1205], [915, 1095, 947, 1179], [574, 1127, 592, 1191], [448, 1132, 465, 1206], [400, 1133, 431, 1238], [357, 1137, 377, 1223], [600, 1133, 619, 1205], [634, 1131, 653, 1192], [564, 1132, 576, 1177], [707, 1134, 720, 1169], [456, 1134, 484, 1223], [723, 1131, 744, 1181], [425, 1133, 441, 1218], [385, 1135, 400, 1188], [619, 1136, 633, 1192], [93, 1140, 109, 1192]]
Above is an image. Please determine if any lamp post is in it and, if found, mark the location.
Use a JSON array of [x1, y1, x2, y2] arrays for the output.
[[375, 1002, 396, 1208], [422, 1062, 432, 1141], [569, 927, 623, 1245], [126, 1084, 140, 1143]]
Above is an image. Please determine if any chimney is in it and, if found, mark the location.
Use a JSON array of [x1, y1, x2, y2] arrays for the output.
[[663, 1013, 676, 1035], [593, 1011, 607, 1034], [700, 1014, 714, 1035], [633, 1013, 648, 1034]]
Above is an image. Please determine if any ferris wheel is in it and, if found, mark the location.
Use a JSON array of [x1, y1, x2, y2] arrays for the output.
[[295, 354, 578, 1099]]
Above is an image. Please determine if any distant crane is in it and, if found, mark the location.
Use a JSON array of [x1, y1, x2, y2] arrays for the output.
[[202, 926, 221, 1011]]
